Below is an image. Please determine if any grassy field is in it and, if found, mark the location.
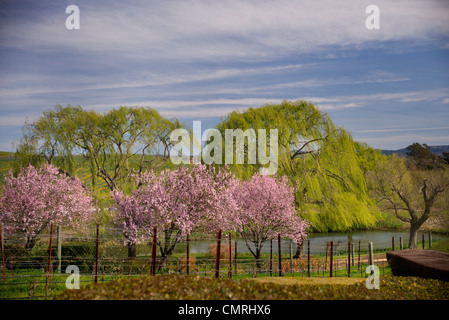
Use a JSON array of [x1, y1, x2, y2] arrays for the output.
[[0, 226, 447, 299], [0, 253, 386, 299], [2, 263, 446, 300], [2, 243, 447, 300], [55, 241, 449, 300], [0, 153, 16, 186]]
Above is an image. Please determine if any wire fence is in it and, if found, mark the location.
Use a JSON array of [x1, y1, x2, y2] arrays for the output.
[[0, 222, 433, 299]]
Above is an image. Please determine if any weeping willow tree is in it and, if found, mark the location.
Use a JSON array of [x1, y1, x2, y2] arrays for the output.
[[14, 105, 183, 192], [215, 100, 379, 233]]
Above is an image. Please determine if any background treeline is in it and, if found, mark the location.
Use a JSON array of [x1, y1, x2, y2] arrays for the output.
[[1, 101, 448, 239]]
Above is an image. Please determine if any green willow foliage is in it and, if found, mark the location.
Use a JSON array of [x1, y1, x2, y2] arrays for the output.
[[216, 100, 380, 232], [15, 105, 182, 193]]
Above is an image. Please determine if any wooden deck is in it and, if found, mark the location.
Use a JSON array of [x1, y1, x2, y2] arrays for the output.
[[386, 249, 449, 281]]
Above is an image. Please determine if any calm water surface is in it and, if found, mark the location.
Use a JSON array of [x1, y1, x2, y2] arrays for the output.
[[183, 230, 449, 254]]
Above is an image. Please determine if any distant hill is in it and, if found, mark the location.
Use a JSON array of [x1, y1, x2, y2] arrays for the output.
[[382, 145, 449, 157], [0, 151, 15, 158]]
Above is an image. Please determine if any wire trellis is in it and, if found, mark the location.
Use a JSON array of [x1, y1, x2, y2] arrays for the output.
[[0, 223, 395, 299]]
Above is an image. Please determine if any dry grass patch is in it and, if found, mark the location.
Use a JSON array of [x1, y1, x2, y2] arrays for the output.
[[250, 277, 365, 286]]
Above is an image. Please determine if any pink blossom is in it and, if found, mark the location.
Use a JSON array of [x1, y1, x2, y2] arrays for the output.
[[110, 165, 236, 260], [229, 173, 309, 264], [0, 164, 95, 249]]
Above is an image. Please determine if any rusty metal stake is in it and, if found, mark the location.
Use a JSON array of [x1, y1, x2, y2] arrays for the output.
[[422, 234, 425, 250], [234, 241, 237, 275], [95, 224, 100, 284], [215, 230, 222, 278], [1, 223, 5, 283], [228, 233, 232, 278], [151, 226, 157, 275], [348, 241, 351, 278], [46, 223, 54, 294], [307, 239, 310, 277], [270, 239, 273, 276], [325, 241, 329, 271], [329, 241, 333, 278], [186, 233, 190, 275], [278, 234, 282, 277], [358, 241, 361, 271]]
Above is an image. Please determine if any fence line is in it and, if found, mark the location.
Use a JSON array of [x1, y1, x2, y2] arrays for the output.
[[0, 223, 434, 299]]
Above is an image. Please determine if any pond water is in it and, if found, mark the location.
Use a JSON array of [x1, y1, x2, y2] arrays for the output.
[[182, 230, 449, 255]]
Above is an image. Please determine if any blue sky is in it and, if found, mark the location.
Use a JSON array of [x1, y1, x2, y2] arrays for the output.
[[1, 0, 448, 152]]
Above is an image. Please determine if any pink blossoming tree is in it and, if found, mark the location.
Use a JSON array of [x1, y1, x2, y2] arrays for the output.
[[229, 174, 309, 270], [111, 164, 236, 262], [0, 164, 95, 250]]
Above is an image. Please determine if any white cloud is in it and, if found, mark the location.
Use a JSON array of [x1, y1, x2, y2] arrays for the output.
[[0, 0, 448, 151], [360, 126, 449, 133], [2, 0, 448, 63], [306, 89, 449, 109], [87, 97, 287, 118], [0, 115, 37, 126], [0, 63, 307, 98]]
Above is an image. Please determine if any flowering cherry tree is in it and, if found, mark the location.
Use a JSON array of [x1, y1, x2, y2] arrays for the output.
[[229, 174, 309, 270], [111, 164, 236, 261], [0, 164, 95, 250]]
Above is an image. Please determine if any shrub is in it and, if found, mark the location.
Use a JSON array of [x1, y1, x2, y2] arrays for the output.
[[61, 243, 96, 257], [55, 274, 449, 300], [176, 255, 197, 273], [281, 257, 324, 273], [206, 243, 234, 260]]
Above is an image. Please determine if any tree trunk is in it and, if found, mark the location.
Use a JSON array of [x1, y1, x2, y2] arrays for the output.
[[25, 236, 39, 251], [127, 243, 137, 258], [158, 254, 170, 272], [156, 229, 182, 272], [255, 248, 262, 273], [293, 243, 303, 259], [243, 238, 264, 273], [408, 224, 420, 249]]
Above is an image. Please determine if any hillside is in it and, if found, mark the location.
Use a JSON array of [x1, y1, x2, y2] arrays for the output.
[[0, 153, 173, 190], [382, 145, 449, 157]]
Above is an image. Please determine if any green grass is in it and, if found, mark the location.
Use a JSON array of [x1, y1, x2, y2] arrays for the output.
[[7, 238, 448, 300], [430, 239, 449, 253], [0, 268, 141, 299], [0, 242, 444, 300], [374, 211, 406, 230]]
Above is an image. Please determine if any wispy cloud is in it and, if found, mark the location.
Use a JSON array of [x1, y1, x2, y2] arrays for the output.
[[305, 89, 449, 110], [359, 134, 449, 149], [2, 0, 449, 63], [0, 0, 448, 151], [360, 126, 449, 133], [0, 63, 308, 98]]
